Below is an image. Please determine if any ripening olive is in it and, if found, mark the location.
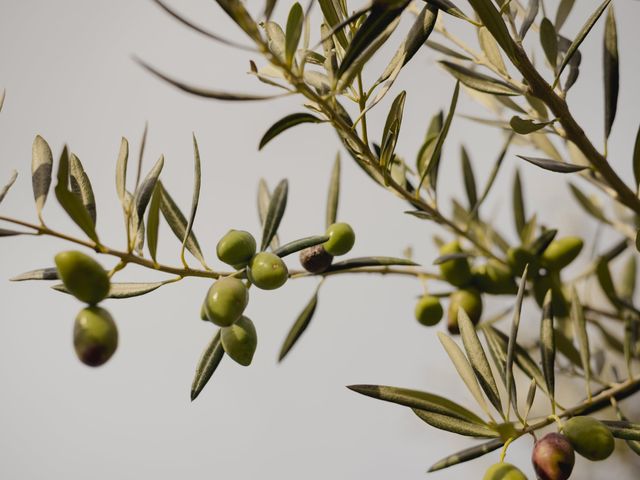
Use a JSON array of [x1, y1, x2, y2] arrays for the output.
[[507, 247, 537, 277], [414, 295, 443, 327], [483, 462, 527, 480], [55, 250, 110, 305], [532, 433, 575, 480], [299, 244, 333, 273], [324, 222, 355, 256], [74, 306, 118, 367], [248, 252, 288, 290], [216, 229, 256, 269], [533, 273, 569, 317], [221, 315, 257, 366], [447, 288, 483, 334], [439, 240, 472, 287], [541, 237, 583, 271], [563, 416, 615, 461], [204, 277, 249, 327], [472, 260, 518, 295]]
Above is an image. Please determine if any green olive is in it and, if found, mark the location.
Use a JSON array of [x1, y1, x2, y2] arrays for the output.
[[204, 277, 249, 327], [533, 273, 569, 317], [541, 237, 583, 271], [299, 244, 333, 273], [414, 295, 443, 327], [439, 240, 472, 287], [200, 301, 209, 321], [472, 260, 518, 295], [323, 222, 355, 256], [247, 252, 288, 290], [55, 250, 110, 305], [216, 229, 256, 269], [563, 416, 615, 461], [506, 247, 537, 277], [221, 315, 257, 366], [483, 462, 527, 480], [74, 306, 118, 367], [447, 288, 483, 334], [532, 433, 575, 480]]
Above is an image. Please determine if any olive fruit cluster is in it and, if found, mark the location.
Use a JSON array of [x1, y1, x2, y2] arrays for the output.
[[299, 222, 355, 273], [54, 251, 118, 367], [530, 417, 614, 480]]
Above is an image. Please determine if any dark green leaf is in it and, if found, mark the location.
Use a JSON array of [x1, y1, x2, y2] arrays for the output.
[[191, 330, 224, 401], [326, 154, 341, 228], [10, 267, 58, 281], [461, 146, 477, 209], [0, 170, 17, 205], [517, 155, 588, 173], [530, 228, 558, 255], [603, 5, 619, 141], [285, 2, 304, 65], [413, 409, 498, 438], [260, 179, 288, 251], [212, 0, 262, 42], [0, 229, 27, 237], [568, 183, 608, 223], [379, 91, 407, 171], [505, 265, 528, 414], [134, 155, 164, 231], [53, 281, 165, 299], [602, 420, 640, 441], [257, 179, 279, 249], [512, 169, 525, 238], [259, 114, 323, 151], [540, 290, 556, 406], [181, 134, 203, 265], [146, 183, 162, 263], [540, 18, 558, 69], [570, 287, 591, 395], [274, 235, 329, 258], [69, 154, 97, 225], [466, 0, 516, 61], [426, 40, 472, 61], [555, 0, 575, 31], [279, 285, 319, 361], [440, 61, 523, 96], [510, 116, 553, 134], [428, 438, 504, 472], [520, 0, 539, 39], [596, 257, 620, 308], [317, 0, 349, 48], [326, 256, 417, 272], [634, 124, 640, 189], [424, 0, 477, 24], [31, 135, 53, 219]]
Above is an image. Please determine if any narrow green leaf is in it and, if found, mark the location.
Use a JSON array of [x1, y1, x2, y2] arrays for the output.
[[530, 228, 558, 255], [53, 281, 165, 299], [540, 290, 556, 406], [512, 169, 525, 238], [460, 146, 477, 209], [428, 438, 504, 472], [426, 40, 473, 61], [274, 235, 329, 258], [0, 170, 17, 205], [259, 113, 323, 150], [482, 326, 517, 412], [416, 111, 443, 175], [158, 182, 207, 266], [458, 310, 503, 415], [517, 155, 588, 173], [568, 183, 609, 223], [181, 134, 203, 265], [523, 378, 537, 421], [441, 61, 522, 96], [478, 27, 506, 76], [69, 154, 97, 225], [134, 155, 164, 228], [191, 330, 224, 401], [257, 179, 279, 249], [510, 116, 553, 134], [317, 0, 349, 48], [633, 124, 640, 189], [540, 18, 558, 70], [519, 0, 539, 39], [413, 409, 498, 438], [0, 89, 4, 112], [379, 91, 406, 171], [554, 0, 613, 85], [10, 267, 59, 281], [466, 0, 516, 61], [424, 0, 477, 25], [31, 135, 53, 218], [603, 5, 619, 141], [212, 0, 262, 42], [555, 0, 575, 31], [437, 332, 490, 416], [146, 183, 162, 262], [279, 285, 319, 361], [116, 137, 129, 206], [469, 133, 513, 218], [134, 122, 148, 189], [570, 287, 591, 396], [0, 229, 27, 237], [54, 147, 99, 244], [619, 255, 637, 302], [260, 179, 288, 251], [505, 265, 529, 415], [348, 384, 485, 424], [596, 257, 620, 308], [325, 256, 417, 272], [326, 154, 341, 228], [602, 420, 640, 441], [285, 2, 304, 65]]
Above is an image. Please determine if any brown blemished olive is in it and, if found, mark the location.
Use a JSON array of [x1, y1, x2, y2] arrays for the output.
[[299, 244, 333, 273], [532, 432, 575, 480]]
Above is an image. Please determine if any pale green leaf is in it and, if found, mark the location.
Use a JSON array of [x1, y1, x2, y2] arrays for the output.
[[279, 285, 319, 361], [69, 154, 97, 225], [440, 61, 523, 96], [326, 153, 341, 228], [191, 330, 224, 401], [31, 135, 53, 218], [285, 2, 303, 65], [413, 409, 498, 438], [260, 178, 288, 251]]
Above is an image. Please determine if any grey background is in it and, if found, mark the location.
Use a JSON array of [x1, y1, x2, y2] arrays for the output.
[[1, 0, 639, 478]]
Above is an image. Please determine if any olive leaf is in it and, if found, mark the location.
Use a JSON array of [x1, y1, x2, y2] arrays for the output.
[[274, 235, 329, 259], [379, 90, 406, 172], [603, 5, 619, 142], [115, 137, 129, 207], [260, 178, 288, 251], [133, 155, 164, 236], [505, 265, 528, 415], [458, 311, 503, 416], [596, 257, 620, 308], [54, 147, 99, 244], [285, 2, 303, 66], [259, 113, 323, 150], [482, 327, 516, 411], [469, 133, 513, 218], [157, 182, 207, 268], [426, 40, 472, 61], [325, 256, 417, 272], [317, 0, 349, 49], [69, 153, 97, 225], [539, 18, 558, 70], [53, 281, 166, 299], [619, 255, 637, 302], [512, 169, 525, 238], [31, 135, 53, 219], [466, 0, 516, 61], [440, 61, 522, 96], [554, 0, 612, 86], [191, 330, 224, 401], [0, 89, 4, 112], [568, 183, 609, 223], [10, 267, 59, 281], [633, 124, 640, 189], [519, 0, 539, 39], [570, 287, 591, 397], [265, 21, 286, 63], [424, 0, 477, 24], [146, 183, 162, 263], [460, 146, 477, 209], [134, 122, 149, 190], [257, 179, 279, 249], [602, 420, 640, 441], [531, 229, 558, 255], [555, 0, 575, 31], [213, 0, 262, 42], [428, 438, 504, 472], [523, 378, 537, 421], [412, 409, 499, 438], [478, 27, 506, 76], [326, 153, 341, 228], [0, 229, 26, 237], [181, 134, 202, 266], [0, 169, 18, 205], [416, 110, 443, 175], [278, 284, 320, 361], [510, 116, 553, 135], [540, 290, 556, 408], [517, 155, 588, 173]]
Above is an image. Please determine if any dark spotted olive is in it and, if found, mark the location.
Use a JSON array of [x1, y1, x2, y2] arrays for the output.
[[74, 306, 118, 367], [299, 244, 333, 273], [532, 433, 575, 480]]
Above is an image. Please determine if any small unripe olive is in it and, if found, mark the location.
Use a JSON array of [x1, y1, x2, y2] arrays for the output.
[[299, 244, 333, 273], [221, 315, 257, 366], [507, 247, 537, 277], [447, 288, 483, 334], [439, 240, 472, 287], [323, 222, 355, 256], [563, 416, 615, 461], [541, 237, 583, 271], [216, 229, 256, 269], [204, 277, 249, 327], [483, 462, 527, 480], [248, 252, 288, 290], [55, 250, 110, 305], [533, 273, 569, 317], [414, 295, 443, 327], [472, 260, 518, 295], [200, 301, 209, 321], [532, 433, 575, 480], [74, 306, 118, 367]]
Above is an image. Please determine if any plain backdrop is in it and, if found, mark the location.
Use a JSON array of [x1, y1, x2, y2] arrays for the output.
[[1, 1, 640, 478]]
